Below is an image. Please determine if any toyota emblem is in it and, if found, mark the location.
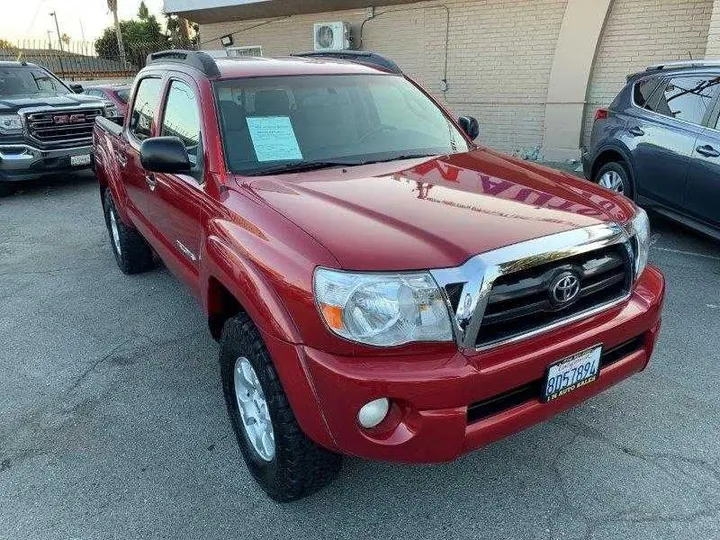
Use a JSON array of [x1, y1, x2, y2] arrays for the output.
[[549, 271, 581, 306]]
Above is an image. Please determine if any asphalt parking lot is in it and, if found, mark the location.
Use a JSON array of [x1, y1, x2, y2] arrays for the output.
[[1, 172, 719, 540]]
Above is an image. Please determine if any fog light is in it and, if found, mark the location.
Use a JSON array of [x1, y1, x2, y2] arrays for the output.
[[357, 398, 390, 429]]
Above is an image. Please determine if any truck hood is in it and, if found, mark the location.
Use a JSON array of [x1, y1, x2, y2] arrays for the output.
[[244, 148, 635, 271], [0, 93, 104, 113]]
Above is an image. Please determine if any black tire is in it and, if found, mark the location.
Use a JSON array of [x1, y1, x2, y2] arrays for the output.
[[594, 161, 633, 198], [102, 189, 154, 274], [220, 312, 342, 502]]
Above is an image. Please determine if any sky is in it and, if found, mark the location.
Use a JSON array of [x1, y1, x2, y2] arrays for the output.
[[0, 0, 166, 43]]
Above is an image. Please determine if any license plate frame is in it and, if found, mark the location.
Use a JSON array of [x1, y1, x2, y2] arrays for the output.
[[542, 345, 602, 403], [70, 154, 91, 167]]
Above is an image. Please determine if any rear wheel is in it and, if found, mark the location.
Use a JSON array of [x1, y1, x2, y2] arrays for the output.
[[220, 312, 342, 502], [102, 190, 154, 274], [595, 161, 632, 198]]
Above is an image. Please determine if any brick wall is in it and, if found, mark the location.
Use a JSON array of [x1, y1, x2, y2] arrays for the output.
[[199, 0, 568, 155], [583, 0, 713, 146]]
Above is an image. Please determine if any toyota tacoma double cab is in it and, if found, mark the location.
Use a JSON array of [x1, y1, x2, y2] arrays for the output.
[[93, 50, 665, 502], [0, 61, 106, 196]]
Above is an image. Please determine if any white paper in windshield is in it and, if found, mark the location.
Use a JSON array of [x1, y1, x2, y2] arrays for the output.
[[246, 116, 303, 162]]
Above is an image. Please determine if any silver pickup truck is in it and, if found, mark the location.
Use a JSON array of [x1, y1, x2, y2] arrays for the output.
[[0, 61, 106, 196]]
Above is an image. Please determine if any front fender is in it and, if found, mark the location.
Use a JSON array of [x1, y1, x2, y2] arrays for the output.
[[201, 228, 338, 450]]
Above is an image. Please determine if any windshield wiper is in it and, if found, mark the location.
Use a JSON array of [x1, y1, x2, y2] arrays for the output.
[[245, 160, 359, 176], [357, 153, 439, 166]]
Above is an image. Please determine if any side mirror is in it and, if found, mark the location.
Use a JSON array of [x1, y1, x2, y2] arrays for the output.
[[140, 137, 191, 174], [458, 116, 479, 140], [69, 83, 84, 94]]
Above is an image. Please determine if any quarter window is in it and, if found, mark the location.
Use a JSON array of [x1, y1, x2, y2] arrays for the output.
[[129, 77, 162, 141], [648, 76, 720, 125], [161, 80, 202, 179]]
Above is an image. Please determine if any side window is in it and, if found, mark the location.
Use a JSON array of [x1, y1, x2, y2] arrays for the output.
[[161, 80, 202, 180], [649, 76, 720, 125], [633, 77, 663, 108], [129, 77, 162, 141]]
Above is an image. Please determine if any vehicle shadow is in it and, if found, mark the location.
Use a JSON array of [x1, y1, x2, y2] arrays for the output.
[[1, 170, 97, 200]]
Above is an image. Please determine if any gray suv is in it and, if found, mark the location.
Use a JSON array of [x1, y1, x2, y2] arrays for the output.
[[583, 60, 720, 241]]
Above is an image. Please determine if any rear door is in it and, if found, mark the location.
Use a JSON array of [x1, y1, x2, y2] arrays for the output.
[[630, 75, 718, 209], [144, 74, 206, 291], [123, 75, 164, 234], [683, 76, 720, 228]]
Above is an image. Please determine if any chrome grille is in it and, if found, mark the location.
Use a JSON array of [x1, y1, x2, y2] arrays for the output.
[[24, 108, 102, 145], [475, 245, 631, 347], [429, 223, 634, 351]]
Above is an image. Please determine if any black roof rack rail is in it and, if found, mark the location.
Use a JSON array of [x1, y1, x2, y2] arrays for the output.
[[291, 50, 402, 75], [145, 49, 221, 78]]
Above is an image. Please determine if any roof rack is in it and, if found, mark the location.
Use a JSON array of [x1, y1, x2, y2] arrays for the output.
[[291, 50, 402, 75], [145, 49, 221, 78], [645, 59, 720, 71]]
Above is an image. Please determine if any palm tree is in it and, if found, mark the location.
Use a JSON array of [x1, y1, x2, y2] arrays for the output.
[[107, 0, 126, 66]]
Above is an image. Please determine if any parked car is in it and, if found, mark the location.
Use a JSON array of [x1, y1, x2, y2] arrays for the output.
[[583, 60, 720, 241], [83, 84, 130, 117], [94, 50, 665, 502], [0, 61, 106, 196]]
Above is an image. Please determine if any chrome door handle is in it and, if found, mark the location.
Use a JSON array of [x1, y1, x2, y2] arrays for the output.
[[116, 152, 127, 167], [696, 145, 720, 158], [628, 126, 645, 136], [145, 174, 157, 191]]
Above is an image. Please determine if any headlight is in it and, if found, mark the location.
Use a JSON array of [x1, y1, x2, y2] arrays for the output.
[[314, 268, 453, 346], [0, 114, 22, 133], [625, 207, 650, 280]]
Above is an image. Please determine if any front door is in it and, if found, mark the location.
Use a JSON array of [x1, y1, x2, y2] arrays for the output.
[[144, 76, 207, 294], [685, 123, 720, 227]]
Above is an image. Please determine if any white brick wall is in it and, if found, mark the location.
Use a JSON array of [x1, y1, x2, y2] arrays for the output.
[[583, 0, 713, 146], [199, 0, 568, 155]]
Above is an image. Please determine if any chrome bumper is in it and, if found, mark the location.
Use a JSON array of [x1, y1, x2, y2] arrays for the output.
[[0, 143, 93, 179]]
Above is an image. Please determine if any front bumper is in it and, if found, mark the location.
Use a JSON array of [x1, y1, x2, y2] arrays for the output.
[[0, 143, 94, 182], [274, 265, 665, 463]]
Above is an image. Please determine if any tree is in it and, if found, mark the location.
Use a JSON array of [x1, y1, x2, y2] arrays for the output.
[[60, 33, 71, 46], [0, 38, 17, 51], [166, 14, 199, 48], [95, 17, 169, 68], [137, 1, 150, 20]]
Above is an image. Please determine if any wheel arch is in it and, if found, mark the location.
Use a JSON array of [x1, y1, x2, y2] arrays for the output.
[[591, 144, 637, 194]]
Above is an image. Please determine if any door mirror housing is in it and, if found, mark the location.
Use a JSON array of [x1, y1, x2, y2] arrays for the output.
[[140, 137, 191, 174], [69, 83, 84, 94], [458, 116, 479, 140]]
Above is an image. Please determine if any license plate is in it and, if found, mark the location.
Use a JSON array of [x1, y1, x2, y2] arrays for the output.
[[70, 154, 91, 167], [542, 345, 602, 402]]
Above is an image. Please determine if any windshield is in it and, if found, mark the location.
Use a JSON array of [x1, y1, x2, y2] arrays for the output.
[[214, 74, 470, 176], [0, 67, 67, 97]]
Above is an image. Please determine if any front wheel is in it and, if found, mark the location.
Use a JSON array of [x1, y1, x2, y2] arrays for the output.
[[220, 313, 342, 502], [594, 161, 633, 198]]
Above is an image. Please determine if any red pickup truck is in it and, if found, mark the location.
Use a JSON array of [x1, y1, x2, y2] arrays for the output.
[[93, 50, 665, 502]]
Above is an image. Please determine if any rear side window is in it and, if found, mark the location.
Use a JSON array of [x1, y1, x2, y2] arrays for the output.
[[129, 77, 162, 141], [633, 77, 663, 108], [642, 76, 720, 125]]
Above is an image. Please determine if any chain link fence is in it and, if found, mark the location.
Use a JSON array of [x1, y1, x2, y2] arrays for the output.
[[0, 39, 195, 81]]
